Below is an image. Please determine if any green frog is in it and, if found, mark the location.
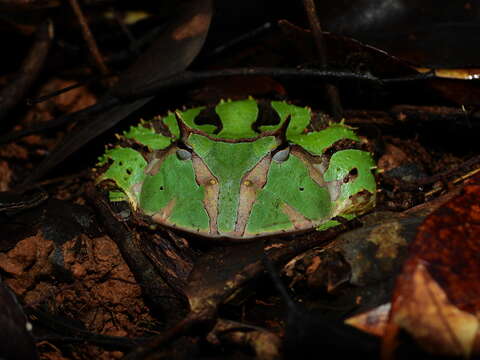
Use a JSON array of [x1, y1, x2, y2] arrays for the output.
[[96, 98, 376, 240]]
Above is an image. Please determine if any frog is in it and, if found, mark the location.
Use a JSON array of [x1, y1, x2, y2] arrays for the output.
[[95, 98, 376, 240]]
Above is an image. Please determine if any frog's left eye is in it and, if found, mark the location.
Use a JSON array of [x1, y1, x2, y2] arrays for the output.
[[176, 149, 192, 161], [272, 146, 290, 163]]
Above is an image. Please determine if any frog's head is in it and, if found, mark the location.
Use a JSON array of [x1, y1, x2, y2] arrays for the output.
[[97, 99, 376, 240]]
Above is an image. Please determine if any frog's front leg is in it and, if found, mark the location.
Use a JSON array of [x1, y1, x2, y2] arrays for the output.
[[85, 184, 189, 323]]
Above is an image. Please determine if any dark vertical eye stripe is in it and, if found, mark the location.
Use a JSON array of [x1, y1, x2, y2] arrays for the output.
[[253, 101, 282, 131], [195, 106, 222, 134]]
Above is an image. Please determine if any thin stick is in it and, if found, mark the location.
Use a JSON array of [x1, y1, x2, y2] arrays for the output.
[[302, 0, 343, 120], [113, 67, 381, 99], [383, 154, 480, 192], [0, 20, 53, 122], [67, 0, 110, 77], [27, 76, 101, 105], [302, 0, 327, 68]]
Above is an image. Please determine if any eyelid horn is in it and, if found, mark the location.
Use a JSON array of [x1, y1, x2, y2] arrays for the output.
[[271, 114, 291, 163], [174, 110, 192, 145], [273, 114, 291, 147]]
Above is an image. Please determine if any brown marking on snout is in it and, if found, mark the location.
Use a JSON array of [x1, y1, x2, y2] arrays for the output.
[[191, 154, 219, 236], [152, 198, 176, 223], [234, 156, 272, 237], [281, 202, 313, 230]]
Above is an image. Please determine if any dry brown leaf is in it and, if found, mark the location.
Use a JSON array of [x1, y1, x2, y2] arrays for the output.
[[392, 262, 479, 357], [345, 303, 391, 338], [383, 172, 480, 357]]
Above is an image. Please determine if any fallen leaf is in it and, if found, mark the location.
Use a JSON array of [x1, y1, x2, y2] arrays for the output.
[[385, 172, 480, 357], [392, 263, 479, 357], [345, 303, 391, 338]]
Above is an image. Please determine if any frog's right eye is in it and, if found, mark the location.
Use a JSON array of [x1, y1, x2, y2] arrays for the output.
[[176, 148, 192, 160], [272, 146, 290, 163]]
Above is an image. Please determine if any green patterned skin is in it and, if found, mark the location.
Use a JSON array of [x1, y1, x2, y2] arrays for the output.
[[97, 98, 376, 240]]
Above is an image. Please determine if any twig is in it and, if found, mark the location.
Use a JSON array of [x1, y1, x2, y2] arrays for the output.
[[0, 187, 48, 212], [26, 75, 102, 105], [0, 20, 53, 122], [29, 307, 143, 349], [346, 104, 480, 125], [382, 154, 480, 191], [123, 312, 203, 360], [302, 0, 343, 120], [113, 67, 380, 99], [425, 166, 480, 197], [67, 0, 110, 77], [417, 155, 480, 186]]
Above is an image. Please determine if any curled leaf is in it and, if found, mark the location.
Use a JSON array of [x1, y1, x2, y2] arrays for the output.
[[386, 173, 480, 357]]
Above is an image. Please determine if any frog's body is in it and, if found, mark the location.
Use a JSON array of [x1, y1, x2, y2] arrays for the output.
[[97, 99, 376, 240]]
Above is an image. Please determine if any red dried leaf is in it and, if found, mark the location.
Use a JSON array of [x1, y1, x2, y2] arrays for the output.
[[386, 173, 480, 357], [405, 174, 480, 313]]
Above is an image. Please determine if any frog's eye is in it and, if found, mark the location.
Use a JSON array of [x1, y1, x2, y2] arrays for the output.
[[272, 146, 290, 163], [176, 148, 192, 161], [343, 168, 358, 183]]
